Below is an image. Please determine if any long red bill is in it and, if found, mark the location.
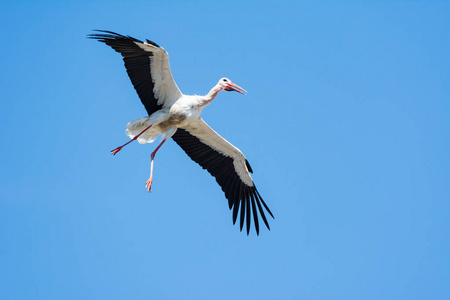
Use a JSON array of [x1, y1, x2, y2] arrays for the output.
[[226, 82, 247, 94]]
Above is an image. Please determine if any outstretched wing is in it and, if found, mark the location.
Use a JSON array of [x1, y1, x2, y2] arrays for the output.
[[172, 119, 274, 235], [88, 30, 182, 115]]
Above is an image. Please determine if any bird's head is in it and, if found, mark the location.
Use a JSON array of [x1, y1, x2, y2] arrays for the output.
[[218, 78, 246, 94]]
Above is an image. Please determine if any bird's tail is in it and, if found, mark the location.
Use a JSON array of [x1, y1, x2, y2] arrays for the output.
[[126, 117, 159, 144]]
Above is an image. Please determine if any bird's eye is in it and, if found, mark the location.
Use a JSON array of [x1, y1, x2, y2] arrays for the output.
[[223, 79, 228, 82]]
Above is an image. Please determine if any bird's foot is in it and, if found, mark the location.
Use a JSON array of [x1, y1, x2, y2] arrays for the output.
[[145, 178, 153, 192], [111, 146, 123, 155]]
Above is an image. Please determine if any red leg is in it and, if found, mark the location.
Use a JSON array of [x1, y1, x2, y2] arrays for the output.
[[111, 124, 153, 155], [145, 138, 168, 192]]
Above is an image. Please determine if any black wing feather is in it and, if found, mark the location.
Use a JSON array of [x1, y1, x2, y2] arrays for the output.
[[254, 189, 270, 230], [250, 192, 260, 235], [239, 184, 246, 231], [245, 189, 251, 235], [172, 128, 273, 235], [87, 30, 162, 116]]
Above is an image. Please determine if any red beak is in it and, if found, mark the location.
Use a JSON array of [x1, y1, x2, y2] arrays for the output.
[[225, 82, 247, 94]]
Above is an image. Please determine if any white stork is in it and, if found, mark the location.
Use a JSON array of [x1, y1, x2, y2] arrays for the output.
[[88, 30, 274, 235]]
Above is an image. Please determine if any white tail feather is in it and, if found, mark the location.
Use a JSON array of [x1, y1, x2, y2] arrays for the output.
[[126, 117, 159, 144]]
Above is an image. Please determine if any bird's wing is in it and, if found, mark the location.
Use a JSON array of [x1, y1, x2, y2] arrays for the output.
[[88, 30, 182, 115], [172, 118, 274, 235]]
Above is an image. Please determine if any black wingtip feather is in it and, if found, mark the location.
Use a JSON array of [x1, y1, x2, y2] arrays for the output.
[[231, 180, 240, 224], [254, 190, 270, 230], [246, 190, 251, 235], [239, 184, 246, 231], [250, 192, 260, 235], [256, 189, 275, 219], [245, 159, 253, 173], [146, 39, 161, 47]]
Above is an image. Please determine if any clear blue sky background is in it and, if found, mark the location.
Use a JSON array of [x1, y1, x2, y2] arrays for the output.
[[1, 1, 449, 299]]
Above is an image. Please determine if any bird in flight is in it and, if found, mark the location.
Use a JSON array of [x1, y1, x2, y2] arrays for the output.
[[88, 30, 274, 235]]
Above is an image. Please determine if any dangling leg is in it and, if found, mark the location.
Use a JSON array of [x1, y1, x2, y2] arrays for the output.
[[145, 138, 168, 192], [111, 124, 153, 155]]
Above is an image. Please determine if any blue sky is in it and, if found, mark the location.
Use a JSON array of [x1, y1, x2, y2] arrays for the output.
[[1, 1, 449, 299]]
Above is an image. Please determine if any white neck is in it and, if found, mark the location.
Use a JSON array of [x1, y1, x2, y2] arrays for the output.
[[200, 84, 222, 107]]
